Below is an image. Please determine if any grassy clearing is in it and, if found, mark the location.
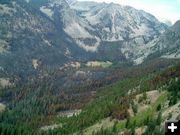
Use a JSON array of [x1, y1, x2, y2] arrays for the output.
[[86, 61, 112, 68]]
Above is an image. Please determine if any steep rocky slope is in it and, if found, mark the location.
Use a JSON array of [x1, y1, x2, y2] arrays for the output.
[[0, 0, 93, 76], [134, 20, 180, 64], [0, 0, 179, 77]]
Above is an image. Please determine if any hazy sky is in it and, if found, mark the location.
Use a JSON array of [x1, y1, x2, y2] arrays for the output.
[[78, 0, 180, 24]]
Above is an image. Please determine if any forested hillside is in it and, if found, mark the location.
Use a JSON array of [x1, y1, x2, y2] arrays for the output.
[[0, 59, 180, 135]]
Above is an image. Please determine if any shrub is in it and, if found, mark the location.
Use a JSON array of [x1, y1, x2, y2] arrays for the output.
[[156, 104, 161, 111]]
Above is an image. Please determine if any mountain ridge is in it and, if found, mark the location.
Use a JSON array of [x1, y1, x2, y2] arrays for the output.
[[0, 0, 179, 76]]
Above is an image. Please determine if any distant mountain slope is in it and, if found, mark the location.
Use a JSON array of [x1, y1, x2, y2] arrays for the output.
[[37, 0, 168, 59], [159, 20, 180, 58], [69, 1, 168, 64], [136, 20, 180, 62], [0, 0, 175, 77], [71, 1, 166, 42]]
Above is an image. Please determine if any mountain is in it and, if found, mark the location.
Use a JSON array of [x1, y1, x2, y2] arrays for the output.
[[0, 0, 176, 77], [0, 0, 94, 76], [160, 20, 180, 58], [71, 1, 166, 42], [69, 1, 168, 64], [27, 1, 168, 49], [37, 0, 168, 64], [135, 20, 180, 63]]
